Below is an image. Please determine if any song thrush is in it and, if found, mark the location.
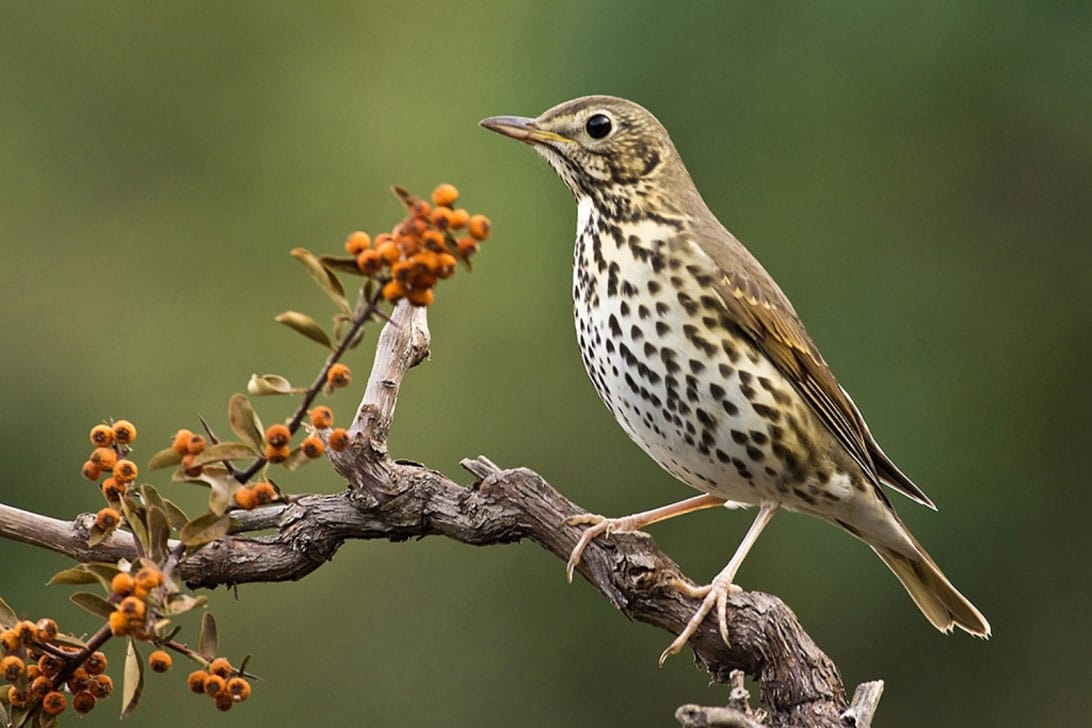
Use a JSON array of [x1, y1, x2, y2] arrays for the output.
[[481, 96, 989, 663]]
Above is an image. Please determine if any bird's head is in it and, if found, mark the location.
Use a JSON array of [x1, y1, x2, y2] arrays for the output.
[[481, 96, 688, 208]]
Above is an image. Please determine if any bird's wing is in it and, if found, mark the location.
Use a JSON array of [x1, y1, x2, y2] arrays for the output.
[[690, 227, 936, 510]]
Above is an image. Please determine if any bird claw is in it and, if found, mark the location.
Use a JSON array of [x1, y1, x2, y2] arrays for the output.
[[563, 513, 639, 583], [658, 576, 742, 666]]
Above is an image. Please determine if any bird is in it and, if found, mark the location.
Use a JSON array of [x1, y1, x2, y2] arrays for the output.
[[480, 96, 989, 663]]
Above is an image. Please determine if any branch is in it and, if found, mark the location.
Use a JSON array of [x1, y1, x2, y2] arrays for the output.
[[0, 300, 874, 727]]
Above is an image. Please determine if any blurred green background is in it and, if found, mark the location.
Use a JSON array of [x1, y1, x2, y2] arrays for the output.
[[1, 2, 1089, 726]]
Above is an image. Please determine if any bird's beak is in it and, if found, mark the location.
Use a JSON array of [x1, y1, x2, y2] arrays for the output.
[[479, 116, 572, 145]]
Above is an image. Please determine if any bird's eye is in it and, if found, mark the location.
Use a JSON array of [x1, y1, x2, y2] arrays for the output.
[[585, 113, 612, 139]]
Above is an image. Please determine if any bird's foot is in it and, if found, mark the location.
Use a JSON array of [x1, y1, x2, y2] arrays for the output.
[[658, 574, 742, 666], [563, 513, 646, 583]]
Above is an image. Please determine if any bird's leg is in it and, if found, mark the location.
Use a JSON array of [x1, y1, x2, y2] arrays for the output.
[[658, 503, 779, 666], [564, 494, 727, 582]]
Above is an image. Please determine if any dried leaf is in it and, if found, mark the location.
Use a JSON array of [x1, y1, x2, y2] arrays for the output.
[[119, 496, 148, 552], [147, 506, 170, 563], [52, 631, 88, 650], [140, 484, 167, 513], [319, 254, 363, 275], [70, 592, 115, 620], [37, 713, 58, 728], [0, 597, 17, 628], [198, 612, 219, 660], [161, 498, 190, 530], [121, 638, 144, 718], [275, 310, 334, 349], [147, 446, 183, 471], [47, 566, 101, 587], [291, 247, 351, 314], [281, 446, 312, 472], [227, 393, 264, 452], [87, 523, 115, 548], [191, 442, 260, 467], [247, 373, 301, 396], [163, 594, 208, 616], [179, 512, 231, 548]]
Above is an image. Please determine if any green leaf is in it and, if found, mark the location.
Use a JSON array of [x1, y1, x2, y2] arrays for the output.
[[119, 496, 149, 552], [70, 592, 115, 620], [291, 247, 351, 314], [198, 612, 218, 660], [146, 506, 170, 563], [0, 596, 16, 627], [281, 445, 313, 472], [87, 522, 116, 548], [227, 393, 264, 452], [147, 446, 183, 471], [52, 631, 88, 650], [319, 254, 362, 275], [179, 512, 231, 548], [247, 373, 301, 396], [47, 565, 101, 587], [161, 498, 190, 531], [191, 442, 260, 467], [140, 484, 167, 514], [121, 638, 144, 718], [275, 310, 335, 349]]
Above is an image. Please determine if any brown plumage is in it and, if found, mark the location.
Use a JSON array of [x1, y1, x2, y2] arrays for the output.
[[482, 95, 989, 660]]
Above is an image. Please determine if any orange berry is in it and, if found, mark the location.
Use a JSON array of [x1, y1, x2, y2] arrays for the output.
[[186, 433, 207, 454], [411, 199, 431, 218], [112, 420, 137, 445], [81, 460, 102, 481], [233, 487, 258, 510], [113, 459, 138, 482], [436, 252, 457, 279], [356, 248, 384, 275], [172, 428, 195, 455], [407, 288, 434, 307], [204, 674, 226, 696], [90, 674, 113, 698], [252, 482, 276, 505], [309, 406, 334, 429], [30, 674, 52, 698], [118, 596, 145, 620], [90, 424, 115, 447], [467, 214, 491, 241], [73, 690, 96, 714], [327, 363, 351, 389], [376, 240, 401, 265], [7, 686, 28, 709], [108, 610, 129, 636], [101, 477, 126, 501], [264, 444, 290, 463], [421, 229, 445, 252], [226, 676, 251, 702], [42, 690, 67, 716], [181, 453, 203, 477], [382, 279, 406, 303], [431, 183, 459, 208], [429, 206, 454, 230], [390, 259, 414, 282], [35, 619, 58, 644], [111, 572, 135, 596], [328, 428, 350, 452], [25, 664, 40, 681], [215, 692, 235, 711], [207, 657, 232, 678], [15, 620, 38, 644], [1, 655, 24, 681], [374, 231, 393, 247], [94, 508, 120, 531], [148, 650, 172, 673], [187, 670, 207, 694], [84, 651, 107, 676], [456, 237, 479, 257], [90, 447, 118, 470], [398, 231, 421, 253], [66, 667, 91, 693], [449, 208, 469, 229], [38, 653, 63, 677], [344, 230, 371, 255], [134, 567, 163, 592], [265, 424, 290, 448], [0, 629, 20, 653], [301, 435, 325, 458]]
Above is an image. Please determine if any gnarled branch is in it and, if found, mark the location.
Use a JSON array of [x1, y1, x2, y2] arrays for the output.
[[0, 300, 878, 727]]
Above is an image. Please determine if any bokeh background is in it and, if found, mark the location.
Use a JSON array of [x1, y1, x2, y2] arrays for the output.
[[2, 2, 1089, 726]]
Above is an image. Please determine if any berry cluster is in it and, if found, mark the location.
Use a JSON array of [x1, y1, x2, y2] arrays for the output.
[[0, 618, 112, 717], [186, 657, 251, 712], [107, 564, 165, 638], [81, 421, 141, 533], [344, 184, 492, 306]]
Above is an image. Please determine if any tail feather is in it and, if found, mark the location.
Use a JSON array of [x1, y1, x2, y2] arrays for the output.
[[871, 543, 991, 638]]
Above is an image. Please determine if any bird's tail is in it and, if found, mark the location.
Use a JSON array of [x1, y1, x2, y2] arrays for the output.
[[870, 535, 991, 637]]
